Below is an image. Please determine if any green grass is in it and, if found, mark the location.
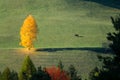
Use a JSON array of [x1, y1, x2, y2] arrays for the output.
[[0, 0, 119, 79], [0, 0, 120, 48]]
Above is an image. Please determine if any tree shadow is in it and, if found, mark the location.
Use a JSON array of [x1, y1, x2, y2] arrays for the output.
[[36, 47, 112, 54]]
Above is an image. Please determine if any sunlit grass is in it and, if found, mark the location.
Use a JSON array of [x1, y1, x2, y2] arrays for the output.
[[0, 0, 119, 48], [15, 48, 36, 54]]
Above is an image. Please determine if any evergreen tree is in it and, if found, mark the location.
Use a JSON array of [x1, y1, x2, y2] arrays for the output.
[[19, 56, 36, 80], [0, 67, 18, 80], [10, 71, 18, 80], [1, 67, 11, 80], [31, 66, 51, 80], [107, 14, 120, 57], [89, 55, 120, 80], [89, 14, 120, 80]]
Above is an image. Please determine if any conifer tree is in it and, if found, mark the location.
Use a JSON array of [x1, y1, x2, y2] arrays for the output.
[[10, 71, 18, 80], [0, 67, 18, 80], [89, 14, 120, 80], [107, 14, 120, 57], [31, 66, 51, 80], [1, 67, 11, 80], [19, 56, 36, 80]]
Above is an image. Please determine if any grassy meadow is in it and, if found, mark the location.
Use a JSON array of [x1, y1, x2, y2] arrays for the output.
[[0, 0, 120, 79], [0, 0, 120, 48]]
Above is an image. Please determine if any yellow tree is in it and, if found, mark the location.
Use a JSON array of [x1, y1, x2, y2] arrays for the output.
[[20, 15, 37, 50]]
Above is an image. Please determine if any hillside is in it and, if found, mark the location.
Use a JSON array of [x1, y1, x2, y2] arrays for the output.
[[0, 0, 119, 79], [85, 0, 120, 9], [0, 0, 120, 48]]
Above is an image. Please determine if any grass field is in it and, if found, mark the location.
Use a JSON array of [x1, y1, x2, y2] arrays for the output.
[[0, 0, 120, 48], [0, 49, 113, 79], [0, 0, 120, 79]]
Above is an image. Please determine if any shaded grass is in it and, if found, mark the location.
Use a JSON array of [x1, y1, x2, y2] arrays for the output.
[[0, 49, 113, 79]]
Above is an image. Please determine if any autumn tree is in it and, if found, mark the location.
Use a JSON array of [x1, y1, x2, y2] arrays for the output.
[[19, 56, 36, 80], [45, 66, 70, 80], [20, 15, 37, 50]]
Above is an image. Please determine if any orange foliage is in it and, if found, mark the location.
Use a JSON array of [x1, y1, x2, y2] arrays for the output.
[[20, 15, 37, 50], [45, 67, 70, 80]]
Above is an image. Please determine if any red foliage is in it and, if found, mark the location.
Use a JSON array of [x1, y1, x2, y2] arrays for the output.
[[45, 67, 70, 80]]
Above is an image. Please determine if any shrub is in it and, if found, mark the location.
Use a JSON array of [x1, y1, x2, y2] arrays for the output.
[[45, 66, 70, 80]]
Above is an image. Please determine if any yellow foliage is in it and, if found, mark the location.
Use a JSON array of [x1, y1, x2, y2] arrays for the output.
[[94, 72, 99, 77], [20, 15, 37, 50]]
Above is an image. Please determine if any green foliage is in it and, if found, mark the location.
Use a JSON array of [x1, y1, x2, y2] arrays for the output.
[[0, 67, 18, 80], [89, 55, 120, 80], [68, 65, 81, 80], [19, 56, 36, 80], [89, 67, 100, 80], [89, 14, 120, 80], [107, 14, 120, 57], [1, 67, 11, 80], [31, 66, 51, 80], [10, 71, 18, 80]]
